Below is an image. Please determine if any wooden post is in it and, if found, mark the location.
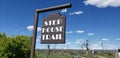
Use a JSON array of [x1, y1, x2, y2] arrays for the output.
[[30, 12, 39, 58], [47, 45, 50, 58]]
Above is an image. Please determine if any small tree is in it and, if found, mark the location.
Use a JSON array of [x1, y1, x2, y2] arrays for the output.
[[0, 33, 31, 58]]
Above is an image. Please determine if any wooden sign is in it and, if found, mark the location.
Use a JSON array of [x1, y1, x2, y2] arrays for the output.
[[41, 13, 66, 44]]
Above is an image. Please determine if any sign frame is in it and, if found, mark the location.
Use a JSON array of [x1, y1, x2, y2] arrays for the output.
[[30, 3, 71, 58]]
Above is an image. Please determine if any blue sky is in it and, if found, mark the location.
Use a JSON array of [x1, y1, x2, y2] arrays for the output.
[[0, 0, 120, 50]]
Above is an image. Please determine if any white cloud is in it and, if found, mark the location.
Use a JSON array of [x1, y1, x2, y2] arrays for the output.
[[103, 44, 117, 50], [37, 27, 41, 32], [37, 36, 41, 39], [90, 41, 103, 50], [61, 8, 67, 13], [76, 30, 84, 34], [69, 11, 83, 15], [36, 38, 40, 42], [27, 25, 33, 31], [36, 36, 41, 43], [91, 43, 118, 50], [75, 39, 84, 44], [84, 0, 120, 8], [66, 31, 73, 34], [75, 41, 81, 44], [116, 38, 120, 40], [102, 38, 109, 41], [66, 30, 84, 34], [91, 44, 102, 50], [90, 41, 117, 50], [66, 42, 71, 44], [88, 33, 94, 36], [27, 25, 41, 32]]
